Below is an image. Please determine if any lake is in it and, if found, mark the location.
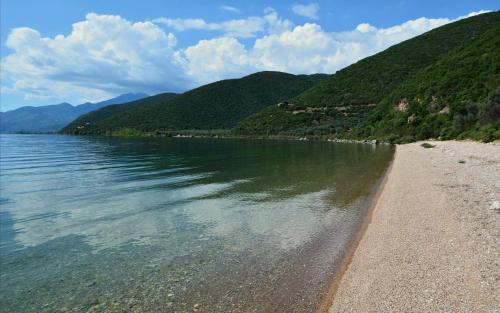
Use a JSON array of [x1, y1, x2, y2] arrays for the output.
[[0, 134, 393, 313]]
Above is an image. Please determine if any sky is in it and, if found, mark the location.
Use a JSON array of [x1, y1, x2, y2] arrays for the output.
[[1, 0, 498, 111]]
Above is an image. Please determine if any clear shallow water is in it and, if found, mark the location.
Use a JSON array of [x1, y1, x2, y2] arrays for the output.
[[0, 134, 393, 313]]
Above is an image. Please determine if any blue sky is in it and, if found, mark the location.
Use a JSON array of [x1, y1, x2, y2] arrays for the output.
[[1, 0, 498, 111]]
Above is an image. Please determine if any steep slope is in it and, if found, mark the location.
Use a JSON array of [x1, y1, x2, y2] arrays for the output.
[[234, 11, 500, 138], [356, 23, 500, 142], [0, 93, 148, 133], [62, 92, 178, 134], [62, 72, 327, 135]]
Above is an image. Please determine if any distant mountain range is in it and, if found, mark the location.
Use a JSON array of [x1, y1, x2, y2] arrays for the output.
[[62, 72, 327, 135], [0, 93, 148, 133]]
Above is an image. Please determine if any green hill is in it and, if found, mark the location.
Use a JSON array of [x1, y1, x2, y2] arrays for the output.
[[62, 92, 178, 134], [234, 12, 500, 141], [355, 24, 500, 142], [62, 72, 327, 135]]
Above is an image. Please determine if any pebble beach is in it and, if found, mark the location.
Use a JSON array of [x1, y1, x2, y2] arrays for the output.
[[328, 141, 500, 313]]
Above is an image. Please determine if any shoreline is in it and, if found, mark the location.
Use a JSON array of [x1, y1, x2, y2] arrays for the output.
[[326, 141, 500, 312], [315, 152, 395, 313], [12, 131, 395, 146], [10, 131, 500, 147]]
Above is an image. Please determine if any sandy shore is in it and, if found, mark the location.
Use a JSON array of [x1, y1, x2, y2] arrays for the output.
[[328, 141, 499, 313]]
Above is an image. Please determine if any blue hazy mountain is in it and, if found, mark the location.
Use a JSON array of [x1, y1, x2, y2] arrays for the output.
[[0, 93, 149, 133]]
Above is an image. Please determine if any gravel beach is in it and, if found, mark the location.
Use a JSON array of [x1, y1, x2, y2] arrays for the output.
[[328, 141, 500, 313]]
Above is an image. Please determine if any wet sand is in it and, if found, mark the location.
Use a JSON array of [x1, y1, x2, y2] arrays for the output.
[[328, 141, 500, 312]]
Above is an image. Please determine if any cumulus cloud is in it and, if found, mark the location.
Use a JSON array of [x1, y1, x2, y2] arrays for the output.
[[1, 10, 489, 103], [184, 37, 251, 84], [220, 5, 241, 14], [2, 13, 190, 102], [292, 3, 320, 20], [182, 12, 485, 80], [153, 8, 292, 38]]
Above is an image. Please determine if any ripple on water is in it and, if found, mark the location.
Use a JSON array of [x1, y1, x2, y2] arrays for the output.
[[0, 134, 393, 313]]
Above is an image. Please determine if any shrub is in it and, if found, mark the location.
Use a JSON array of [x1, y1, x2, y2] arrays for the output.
[[421, 142, 435, 148]]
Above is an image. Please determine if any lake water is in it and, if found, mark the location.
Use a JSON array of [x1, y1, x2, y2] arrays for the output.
[[0, 134, 393, 313]]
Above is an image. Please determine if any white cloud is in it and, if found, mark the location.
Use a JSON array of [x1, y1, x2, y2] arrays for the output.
[[220, 5, 241, 14], [153, 8, 292, 38], [292, 3, 320, 20], [153, 16, 265, 38], [1, 10, 490, 104], [355, 23, 376, 33], [182, 13, 474, 80], [458, 10, 490, 18], [184, 37, 251, 84], [263, 7, 294, 34], [2, 13, 190, 102]]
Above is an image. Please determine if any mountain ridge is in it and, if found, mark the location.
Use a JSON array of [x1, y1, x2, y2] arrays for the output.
[[0, 93, 149, 133], [61, 71, 328, 135]]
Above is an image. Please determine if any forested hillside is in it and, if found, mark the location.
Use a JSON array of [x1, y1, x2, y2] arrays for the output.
[[62, 93, 178, 134], [354, 24, 500, 142], [62, 72, 327, 135], [234, 12, 500, 142]]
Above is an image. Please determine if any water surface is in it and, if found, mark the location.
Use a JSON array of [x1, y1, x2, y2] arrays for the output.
[[0, 134, 393, 313]]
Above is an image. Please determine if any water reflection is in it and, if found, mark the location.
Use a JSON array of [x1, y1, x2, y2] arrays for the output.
[[0, 134, 393, 313]]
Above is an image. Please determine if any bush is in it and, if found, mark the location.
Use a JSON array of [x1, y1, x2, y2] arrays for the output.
[[478, 87, 500, 125], [421, 142, 435, 148]]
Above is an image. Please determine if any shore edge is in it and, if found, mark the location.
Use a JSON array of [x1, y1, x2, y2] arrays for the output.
[[325, 141, 499, 312], [315, 151, 396, 313]]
